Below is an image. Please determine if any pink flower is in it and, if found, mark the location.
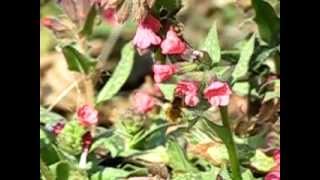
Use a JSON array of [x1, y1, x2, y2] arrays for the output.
[[265, 149, 280, 180], [152, 64, 177, 83], [272, 149, 280, 172], [175, 81, 199, 107], [77, 105, 98, 127], [102, 8, 118, 26], [82, 132, 93, 150], [132, 91, 155, 113], [133, 15, 161, 52], [204, 81, 232, 107], [52, 122, 65, 136], [161, 29, 187, 55], [264, 171, 280, 180]]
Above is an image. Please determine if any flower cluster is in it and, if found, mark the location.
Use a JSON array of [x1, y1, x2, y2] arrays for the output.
[[130, 13, 233, 113]]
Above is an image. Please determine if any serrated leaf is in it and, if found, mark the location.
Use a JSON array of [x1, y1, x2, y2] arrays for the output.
[[250, 150, 275, 172], [158, 84, 177, 102], [232, 34, 255, 83], [96, 43, 135, 104], [252, 0, 280, 45], [200, 22, 221, 65], [80, 5, 97, 36], [62, 45, 96, 74]]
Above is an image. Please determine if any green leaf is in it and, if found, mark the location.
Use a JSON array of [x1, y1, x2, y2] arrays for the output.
[[252, 46, 279, 72], [40, 157, 55, 180], [200, 22, 221, 65], [40, 107, 65, 124], [80, 5, 97, 36], [263, 79, 280, 102], [207, 143, 229, 164], [91, 134, 126, 158], [173, 168, 218, 180], [250, 150, 275, 172], [241, 169, 255, 180], [167, 140, 198, 172], [232, 82, 250, 96], [91, 168, 132, 180], [252, 0, 280, 45], [62, 45, 96, 74], [158, 84, 177, 102], [40, 128, 60, 165], [49, 161, 70, 180], [154, 0, 182, 17], [96, 43, 135, 104], [133, 146, 169, 164], [130, 119, 169, 150], [231, 34, 256, 83]]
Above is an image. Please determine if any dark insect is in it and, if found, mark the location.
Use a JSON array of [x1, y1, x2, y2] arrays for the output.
[[165, 97, 183, 123]]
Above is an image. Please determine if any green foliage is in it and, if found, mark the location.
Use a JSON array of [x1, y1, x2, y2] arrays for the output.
[[91, 134, 126, 158], [167, 140, 198, 172], [80, 5, 97, 36], [263, 79, 280, 102], [96, 43, 135, 104], [49, 161, 70, 180], [90, 167, 138, 180], [41, 128, 60, 165], [231, 34, 256, 83], [62, 45, 96, 74], [56, 120, 86, 155], [158, 83, 177, 102], [200, 22, 221, 65], [252, 0, 280, 46], [40, 106, 65, 124], [249, 150, 275, 172]]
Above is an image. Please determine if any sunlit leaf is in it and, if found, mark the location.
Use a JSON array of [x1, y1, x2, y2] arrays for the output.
[[96, 43, 135, 104]]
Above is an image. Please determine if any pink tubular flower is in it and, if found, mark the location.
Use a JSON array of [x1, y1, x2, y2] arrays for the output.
[[204, 81, 232, 107], [132, 91, 155, 113], [133, 15, 162, 52], [152, 64, 177, 83], [175, 81, 199, 107], [161, 29, 187, 55], [77, 105, 98, 127], [264, 171, 280, 180], [79, 132, 93, 169]]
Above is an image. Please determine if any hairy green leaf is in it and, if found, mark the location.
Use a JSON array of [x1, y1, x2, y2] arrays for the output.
[[252, 0, 280, 45], [96, 43, 135, 104], [200, 22, 221, 65], [232, 34, 255, 83], [62, 45, 96, 74]]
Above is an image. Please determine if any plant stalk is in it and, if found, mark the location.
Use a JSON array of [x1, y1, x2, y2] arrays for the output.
[[219, 106, 242, 180]]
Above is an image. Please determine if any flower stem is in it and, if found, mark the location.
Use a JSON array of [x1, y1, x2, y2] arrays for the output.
[[220, 106, 242, 180]]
